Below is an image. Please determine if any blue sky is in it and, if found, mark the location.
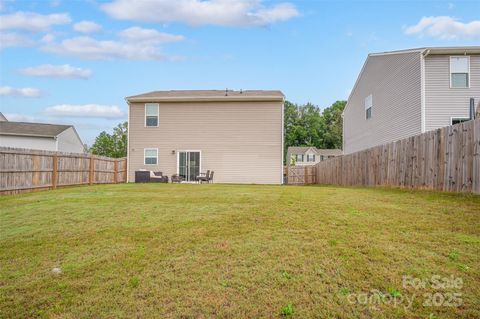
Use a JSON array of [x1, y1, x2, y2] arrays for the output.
[[1, 0, 479, 145]]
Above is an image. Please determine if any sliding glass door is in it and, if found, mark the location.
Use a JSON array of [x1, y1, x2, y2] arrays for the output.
[[178, 151, 200, 182]]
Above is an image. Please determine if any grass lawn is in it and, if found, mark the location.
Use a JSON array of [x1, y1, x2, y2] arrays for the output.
[[1, 184, 479, 318]]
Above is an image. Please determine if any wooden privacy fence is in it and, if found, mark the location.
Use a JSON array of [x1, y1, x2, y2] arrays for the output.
[[286, 165, 316, 185], [0, 147, 127, 195], [313, 118, 480, 194]]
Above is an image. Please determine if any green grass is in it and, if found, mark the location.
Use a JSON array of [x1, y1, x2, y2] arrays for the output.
[[1, 184, 479, 318]]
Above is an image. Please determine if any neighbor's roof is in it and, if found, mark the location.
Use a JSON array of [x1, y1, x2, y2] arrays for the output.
[[287, 146, 342, 156], [126, 90, 285, 102], [369, 46, 480, 57], [0, 121, 72, 138]]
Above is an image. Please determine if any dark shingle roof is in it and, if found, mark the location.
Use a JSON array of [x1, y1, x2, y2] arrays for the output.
[[0, 121, 71, 138]]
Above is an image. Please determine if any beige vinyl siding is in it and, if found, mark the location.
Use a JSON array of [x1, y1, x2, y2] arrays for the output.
[[344, 51, 422, 154], [128, 101, 283, 184], [424, 55, 480, 131]]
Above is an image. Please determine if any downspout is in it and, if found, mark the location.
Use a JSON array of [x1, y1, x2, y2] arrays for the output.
[[420, 49, 430, 133], [125, 97, 130, 183]]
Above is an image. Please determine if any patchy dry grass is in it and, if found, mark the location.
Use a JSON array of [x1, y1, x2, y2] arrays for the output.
[[0, 184, 479, 318]]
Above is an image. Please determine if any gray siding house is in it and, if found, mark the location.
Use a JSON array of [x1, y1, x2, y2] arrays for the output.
[[343, 47, 480, 154], [287, 146, 342, 166], [0, 113, 85, 153], [127, 90, 284, 184]]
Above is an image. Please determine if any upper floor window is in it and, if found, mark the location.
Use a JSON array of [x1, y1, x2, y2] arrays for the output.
[[307, 154, 316, 162], [296, 154, 304, 162], [365, 94, 372, 119], [450, 56, 470, 88], [144, 148, 158, 165], [145, 103, 159, 127]]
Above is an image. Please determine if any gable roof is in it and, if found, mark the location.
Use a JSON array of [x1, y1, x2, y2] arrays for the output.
[[126, 90, 284, 102], [0, 121, 72, 138], [0, 112, 7, 122], [287, 146, 317, 154], [287, 146, 342, 156]]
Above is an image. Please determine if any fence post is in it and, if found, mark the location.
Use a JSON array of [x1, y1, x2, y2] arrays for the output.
[[89, 156, 94, 185], [114, 160, 117, 183], [52, 155, 58, 189]]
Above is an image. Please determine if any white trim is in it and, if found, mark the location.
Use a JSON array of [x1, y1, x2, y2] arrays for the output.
[[126, 100, 130, 182], [420, 52, 426, 133], [144, 148, 158, 165], [144, 103, 159, 127], [450, 116, 470, 125], [176, 150, 202, 181], [364, 94, 372, 120], [281, 99, 284, 184], [449, 56, 470, 89]]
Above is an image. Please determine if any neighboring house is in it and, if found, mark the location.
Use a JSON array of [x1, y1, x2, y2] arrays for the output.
[[0, 113, 85, 153], [343, 46, 480, 154], [126, 90, 284, 184], [287, 146, 342, 166]]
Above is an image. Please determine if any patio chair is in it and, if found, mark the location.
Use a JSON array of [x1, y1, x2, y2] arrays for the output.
[[208, 171, 214, 183], [197, 170, 210, 184], [150, 171, 168, 183], [171, 174, 184, 183]]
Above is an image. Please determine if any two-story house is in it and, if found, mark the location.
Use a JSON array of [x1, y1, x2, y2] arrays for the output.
[[126, 90, 284, 184], [343, 47, 480, 154], [286, 146, 342, 165]]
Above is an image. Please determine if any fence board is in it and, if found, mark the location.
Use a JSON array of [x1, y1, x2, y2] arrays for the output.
[[0, 147, 127, 195], [289, 119, 479, 194]]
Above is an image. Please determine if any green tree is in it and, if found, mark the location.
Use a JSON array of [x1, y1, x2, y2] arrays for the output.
[[319, 100, 346, 149], [90, 121, 128, 158], [283, 100, 346, 163]]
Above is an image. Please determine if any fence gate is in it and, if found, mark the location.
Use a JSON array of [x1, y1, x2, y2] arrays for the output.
[[286, 165, 316, 185]]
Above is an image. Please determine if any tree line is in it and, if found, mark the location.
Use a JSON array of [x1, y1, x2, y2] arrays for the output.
[[90, 100, 346, 159]]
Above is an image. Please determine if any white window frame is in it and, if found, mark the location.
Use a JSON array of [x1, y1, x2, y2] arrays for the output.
[[296, 154, 304, 162], [450, 117, 470, 126], [365, 94, 372, 120], [144, 148, 158, 165], [449, 56, 470, 89], [145, 103, 159, 127], [307, 154, 315, 162]]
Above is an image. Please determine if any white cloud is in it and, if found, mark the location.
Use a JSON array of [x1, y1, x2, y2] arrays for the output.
[[0, 11, 71, 32], [41, 27, 184, 60], [42, 36, 165, 60], [0, 86, 43, 97], [0, 32, 33, 49], [44, 104, 125, 118], [2, 113, 36, 122], [73, 20, 102, 33], [101, 0, 299, 27], [119, 26, 184, 43], [405, 16, 480, 39], [19, 64, 92, 79], [41, 33, 55, 43]]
